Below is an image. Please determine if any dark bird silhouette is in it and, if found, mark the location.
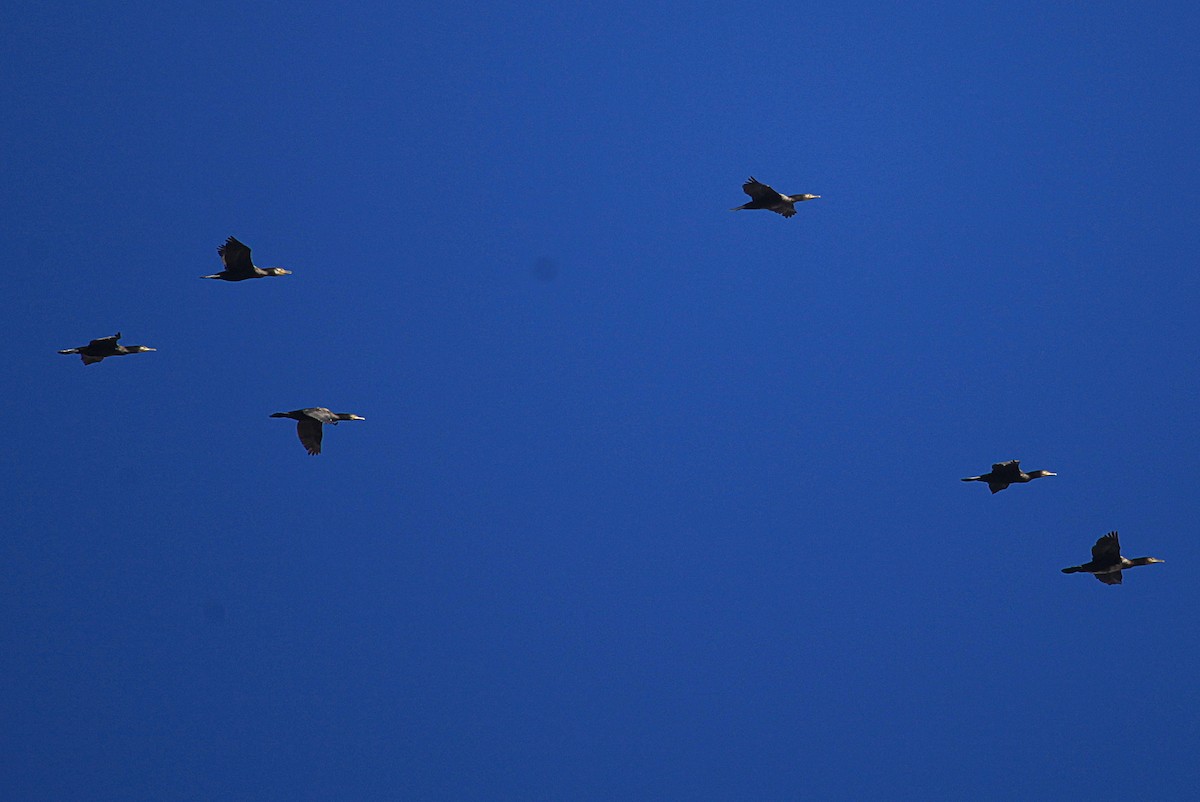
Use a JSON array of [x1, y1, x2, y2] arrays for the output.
[[1062, 531, 1163, 585], [57, 332, 155, 365], [270, 408, 365, 455], [730, 177, 820, 218], [202, 236, 291, 281], [961, 459, 1055, 494]]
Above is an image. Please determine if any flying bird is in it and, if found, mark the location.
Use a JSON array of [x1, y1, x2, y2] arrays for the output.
[[202, 236, 292, 281], [1062, 531, 1163, 585], [961, 459, 1055, 494], [58, 332, 155, 365], [730, 177, 820, 218], [270, 408, 365, 455]]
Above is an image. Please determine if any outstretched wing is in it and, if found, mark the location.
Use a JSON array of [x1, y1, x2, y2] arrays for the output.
[[296, 419, 323, 455], [87, 333, 121, 348], [1095, 571, 1123, 585], [1091, 531, 1121, 563], [218, 237, 254, 273], [742, 177, 780, 202]]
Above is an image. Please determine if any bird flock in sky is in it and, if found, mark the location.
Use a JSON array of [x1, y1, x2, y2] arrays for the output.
[[57, 235, 365, 456], [58, 179, 1161, 585]]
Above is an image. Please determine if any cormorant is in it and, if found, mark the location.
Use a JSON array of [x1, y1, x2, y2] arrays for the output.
[[202, 236, 291, 281], [271, 408, 365, 455], [730, 177, 820, 218], [961, 460, 1055, 494], [58, 332, 155, 365], [1062, 531, 1163, 585]]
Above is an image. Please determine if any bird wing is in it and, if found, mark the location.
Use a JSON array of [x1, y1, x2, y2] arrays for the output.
[[1091, 532, 1121, 563], [775, 205, 797, 218], [296, 419, 323, 455], [218, 237, 254, 273], [81, 353, 104, 365], [742, 178, 780, 202], [991, 460, 1020, 478], [1095, 571, 1123, 585], [87, 333, 121, 348], [988, 482, 1008, 494]]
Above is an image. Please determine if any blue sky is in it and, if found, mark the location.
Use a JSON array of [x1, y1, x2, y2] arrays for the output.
[[4, 2, 1199, 799]]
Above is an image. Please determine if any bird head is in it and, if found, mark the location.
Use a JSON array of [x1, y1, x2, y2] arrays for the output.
[[268, 268, 292, 276], [796, 194, 820, 201], [132, 346, 156, 353], [1031, 470, 1057, 478]]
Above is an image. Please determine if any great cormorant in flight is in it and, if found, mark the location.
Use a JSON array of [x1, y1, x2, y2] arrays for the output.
[[202, 236, 291, 281], [58, 332, 155, 365], [271, 408, 365, 455], [730, 177, 820, 218], [961, 460, 1055, 494], [1062, 532, 1163, 585]]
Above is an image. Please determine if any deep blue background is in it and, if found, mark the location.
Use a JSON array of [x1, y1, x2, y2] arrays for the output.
[[3, 2, 1198, 799]]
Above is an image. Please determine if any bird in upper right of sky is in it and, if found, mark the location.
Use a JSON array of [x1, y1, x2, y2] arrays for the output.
[[57, 332, 156, 365], [270, 408, 365, 455], [1062, 531, 1164, 585], [961, 459, 1056, 494], [730, 177, 820, 218], [202, 236, 292, 281]]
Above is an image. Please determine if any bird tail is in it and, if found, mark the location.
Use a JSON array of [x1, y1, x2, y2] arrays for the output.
[[200, 274, 221, 279], [730, 203, 751, 211], [58, 348, 79, 354], [1061, 566, 1083, 574], [961, 475, 982, 482]]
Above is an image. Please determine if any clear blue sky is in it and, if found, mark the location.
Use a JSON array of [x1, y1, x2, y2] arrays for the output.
[[4, 2, 1199, 799]]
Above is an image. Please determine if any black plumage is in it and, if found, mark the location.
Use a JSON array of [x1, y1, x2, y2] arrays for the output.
[[202, 236, 292, 281], [961, 459, 1055, 494], [1062, 531, 1163, 585], [57, 332, 155, 365], [270, 408, 365, 455], [730, 177, 820, 218]]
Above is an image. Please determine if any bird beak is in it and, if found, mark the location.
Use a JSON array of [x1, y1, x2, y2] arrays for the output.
[[349, 415, 366, 420], [1046, 472, 1057, 476]]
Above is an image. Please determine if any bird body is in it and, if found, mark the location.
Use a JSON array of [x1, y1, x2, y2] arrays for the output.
[[202, 236, 291, 281], [1062, 531, 1163, 585], [961, 459, 1055, 493], [271, 408, 365, 455], [58, 332, 155, 364], [731, 177, 820, 218]]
